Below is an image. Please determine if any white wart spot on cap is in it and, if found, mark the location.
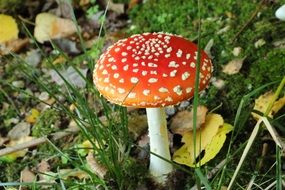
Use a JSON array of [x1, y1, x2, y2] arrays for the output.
[[114, 73, 119, 78], [118, 88, 125, 94], [186, 53, 191, 59], [143, 89, 150, 96], [176, 49, 182, 57], [114, 47, 120, 52], [190, 62, 196, 68], [182, 72, 190, 80], [170, 70, 177, 77], [165, 96, 173, 102], [168, 61, 179, 68], [128, 92, 136, 98], [123, 65, 129, 71], [102, 69, 108, 75], [148, 78, 158, 83], [165, 54, 170, 58], [104, 78, 109, 83], [142, 71, 148, 76], [131, 77, 139, 84], [154, 96, 160, 100], [119, 78, 124, 83], [108, 57, 115, 62], [173, 85, 183, 95], [186, 87, 192, 93], [148, 62, 158, 67], [159, 87, 169, 93], [111, 65, 117, 70], [166, 47, 172, 53]]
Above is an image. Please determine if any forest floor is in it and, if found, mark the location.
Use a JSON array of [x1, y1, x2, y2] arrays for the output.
[[0, 0, 285, 189]]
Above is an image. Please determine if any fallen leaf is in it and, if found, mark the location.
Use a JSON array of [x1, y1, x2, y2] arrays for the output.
[[0, 38, 29, 55], [49, 66, 88, 88], [0, 136, 34, 162], [39, 169, 89, 183], [222, 58, 245, 75], [34, 13, 77, 43], [0, 14, 18, 43], [197, 123, 233, 165], [170, 105, 208, 135], [108, 1, 125, 14], [26, 108, 40, 124], [252, 91, 285, 120], [21, 167, 36, 183], [173, 113, 230, 167], [86, 152, 107, 179], [7, 122, 31, 140], [52, 55, 67, 65]]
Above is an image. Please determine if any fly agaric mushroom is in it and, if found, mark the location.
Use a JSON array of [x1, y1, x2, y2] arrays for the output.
[[93, 32, 213, 183]]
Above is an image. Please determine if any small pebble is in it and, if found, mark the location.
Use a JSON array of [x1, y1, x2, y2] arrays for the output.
[[165, 107, 176, 116], [179, 101, 190, 110], [38, 92, 49, 101], [211, 77, 226, 89], [232, 47, 242, 56], [254, 39, 266, 48], [12, 80, 25, 88], [25, 49, 41, 67]]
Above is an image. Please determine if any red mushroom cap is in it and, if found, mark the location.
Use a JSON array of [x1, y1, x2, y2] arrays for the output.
[[93, 32, 213, 108]]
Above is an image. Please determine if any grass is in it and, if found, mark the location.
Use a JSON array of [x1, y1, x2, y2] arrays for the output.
[[0, 0, 285, 189]]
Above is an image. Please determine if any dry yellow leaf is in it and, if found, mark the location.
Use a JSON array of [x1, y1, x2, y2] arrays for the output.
[[0, 14, 18, 43], [198, 123, 233, 165], [173, 114, 232, 167], [252, 91, 285, 120], [34, 13, 77, 43], [25, 108, 40, 124]]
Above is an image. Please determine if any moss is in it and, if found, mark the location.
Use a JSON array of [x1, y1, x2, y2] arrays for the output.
[[0, 0, 23, 14], [248, 49, 285, 89], [32, 108, 61, 137]]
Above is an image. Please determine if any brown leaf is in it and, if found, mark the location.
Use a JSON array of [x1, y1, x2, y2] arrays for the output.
[[21, 167, 36, 183], [0, 38, 29, 55], [170, 105, 208, 135], [86, 152, 107, 179]]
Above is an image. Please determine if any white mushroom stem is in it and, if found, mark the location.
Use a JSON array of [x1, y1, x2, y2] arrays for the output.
[[146, 107, 173, 183]]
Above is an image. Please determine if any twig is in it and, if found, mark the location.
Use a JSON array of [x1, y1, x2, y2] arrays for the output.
[[0, 128, 79, 157], [0, 108, 140, 157], [231, 0, 266, 42]]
